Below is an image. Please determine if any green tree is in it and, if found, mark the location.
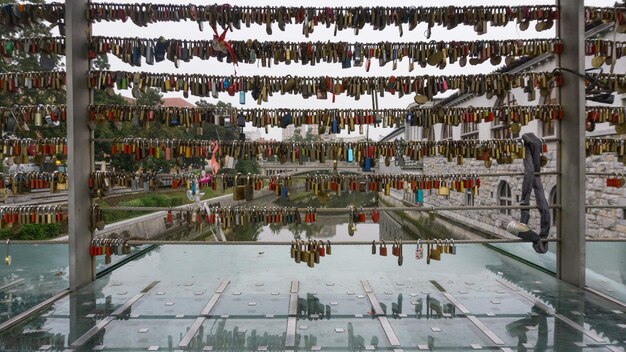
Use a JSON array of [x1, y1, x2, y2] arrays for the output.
[[286, 127, 321, 143], [136, 87, 164, 106], [235, 159, 259, 174], [196, 99, 238, 141]]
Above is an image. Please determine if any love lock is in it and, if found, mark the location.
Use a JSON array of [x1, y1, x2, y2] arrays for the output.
[[45, 105, 61, 128], [5, 239, 11, 266]]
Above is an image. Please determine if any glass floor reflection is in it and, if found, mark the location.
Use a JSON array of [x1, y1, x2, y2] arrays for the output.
[[1, 244, 626, 352]]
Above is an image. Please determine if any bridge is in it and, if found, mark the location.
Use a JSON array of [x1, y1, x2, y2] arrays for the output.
[[258, 161, 373, 177]]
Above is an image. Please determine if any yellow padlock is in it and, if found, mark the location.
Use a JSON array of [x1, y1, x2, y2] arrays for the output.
[[5, 239, 11, 266]]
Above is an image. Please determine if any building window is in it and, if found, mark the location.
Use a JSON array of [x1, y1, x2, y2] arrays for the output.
[[492, 125, 513, 139], [539, 92, 557, 138], [498, 181, 513, 215], [425, 126, 435, 141], [623, 209, 626, 220], [492, 91, 516, 139], [550, 186, 558, 226], [466, 190, 475, 206], [441, 125, 451, 140], [541, 119, 556, 138], [461, 122, 479, 140]]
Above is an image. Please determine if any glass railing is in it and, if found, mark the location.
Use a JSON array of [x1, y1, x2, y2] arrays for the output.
[[489, 242, 557, 274], [0, 243, 68, 324], [586, 241, 626, 304]]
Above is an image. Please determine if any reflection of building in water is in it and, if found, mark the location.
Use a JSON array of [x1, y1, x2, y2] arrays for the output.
[[378, 210, 421, 241]]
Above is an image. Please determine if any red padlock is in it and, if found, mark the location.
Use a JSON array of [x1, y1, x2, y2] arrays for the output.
[[379, 241, 388, 256], [318, 240, 326, 257], [358, 208, 366, 223], [166, 208, 173, 224], [371, 208, 380, 223], [392, 240, 400, 257]]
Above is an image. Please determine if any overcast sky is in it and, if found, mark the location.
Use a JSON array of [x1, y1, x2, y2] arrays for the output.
[[84, 0, 618, 140]]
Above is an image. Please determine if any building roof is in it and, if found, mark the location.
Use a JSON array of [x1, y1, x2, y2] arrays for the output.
[[120, 96, 195, 108], [161, 97, 195, 108]]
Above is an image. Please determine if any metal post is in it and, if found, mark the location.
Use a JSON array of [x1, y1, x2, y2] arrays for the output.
[[557, 0, 586, 287], [66, 0, 94, 290]]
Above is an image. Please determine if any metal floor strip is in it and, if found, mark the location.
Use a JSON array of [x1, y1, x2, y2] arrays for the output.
[[285, 280, 299, 349], [0, 289, 70, 333], [0, 278, 25, 292], [360, 280, 401, 346], [431, 280, 505, 346], [70, 281, 159, 348], [179, 280, 230, 348]]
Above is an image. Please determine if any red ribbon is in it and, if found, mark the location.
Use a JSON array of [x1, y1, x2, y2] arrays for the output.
[[211, 26, 238, 74]]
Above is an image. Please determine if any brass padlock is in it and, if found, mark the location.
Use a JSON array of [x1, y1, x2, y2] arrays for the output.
[[5, 239, 11, 266], [233, 173, 245, 201]]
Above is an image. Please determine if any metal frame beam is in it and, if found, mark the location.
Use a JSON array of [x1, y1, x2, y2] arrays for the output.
[[66, 0, 94, 290], [557, 0, 586, 287]]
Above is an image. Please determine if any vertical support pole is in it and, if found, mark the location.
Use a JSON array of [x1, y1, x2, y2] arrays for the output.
[[558, 0, 586, 287], [66, 0, 94, 290]]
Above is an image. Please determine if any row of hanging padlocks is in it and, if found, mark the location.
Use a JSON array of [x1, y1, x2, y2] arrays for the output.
[[0, 3, 572, 31], [3, 102, 621, 134], [414, 239, 458, 264], [367, 239, 458, 265], [372, 240, 405, 266], [89, 238, 132, 264], [105, 138, 538, 167], [89, 70, 570, 104], [290, 239, 332, 268], [0, 138, 67, 161], [306, 174, 481, 196], [166, 205, 318, 229], [0, 205, 67, 229], [86, 171, 483, 200], [1, 171, 68, 194], [84, 4, 565, 35], [90, 36, 566, 69], [89, 171, 164, 198], [86, 104, 574, 131], [347, 207, 380, 236], [4, 69, 623, 100], [0, 37, 65, 58], [586, 138, 626, 164], [0, 104, 64, 131], [2, 3, 622, 35], [0, 72, 66, 93]]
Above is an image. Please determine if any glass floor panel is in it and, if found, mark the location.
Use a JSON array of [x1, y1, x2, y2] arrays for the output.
[[0, 244, 69, 324], [390, 316, 497, 350], [2, 244, 626, 352], [295, 317, 390, 350]]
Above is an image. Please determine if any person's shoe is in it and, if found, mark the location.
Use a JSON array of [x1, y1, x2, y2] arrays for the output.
[[532, 239, 549, 254]]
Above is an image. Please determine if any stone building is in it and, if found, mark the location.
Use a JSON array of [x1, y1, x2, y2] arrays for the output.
[[379, 22, 626, 239]]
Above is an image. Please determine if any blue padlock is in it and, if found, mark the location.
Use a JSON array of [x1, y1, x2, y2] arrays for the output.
[[332, 118, 338, 134], [347, 148, 354, 163], [363, 157, 371, 172], [281, 185, 288, 199], [415, 189, 423, 204]]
